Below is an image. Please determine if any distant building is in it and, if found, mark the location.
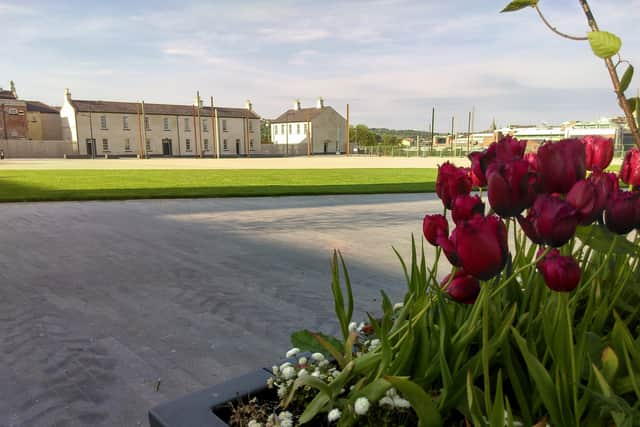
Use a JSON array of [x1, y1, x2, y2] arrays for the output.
[[26, 101, 62, 140], [60, 89, 261, 157], [0, 83, 28, 139], [270, 98, 347, 154]]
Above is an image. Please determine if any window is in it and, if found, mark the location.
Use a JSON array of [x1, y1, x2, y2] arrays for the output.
[[249, 121, 253, 132], [100, 115, 107, 129], [124, 138, 131, 151], [274, 125, 278, 135], [185, 138, 191, 151], [144, 116, 151, 130], [203, 139, 209, 150], [163, 117, 170, 131], [250, 139, 255, 151], [281, 124, 285, 134], [202, 120, 208, 133], [222, 119, 228, 131], [304, 123, 308, 134], [184, 118, 191, 131], [145, 139, 151, 152], [296, 123, 300, 134], [102, 138, 109, 151], [289, 124, 292, 134], [223, 139, 228, 151], [123, 116, 129, 130]]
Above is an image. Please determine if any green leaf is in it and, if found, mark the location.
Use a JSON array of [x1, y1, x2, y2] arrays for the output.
[[313, 332, 346, 368], [619, 64, 634, 94], [592, 363, 614, 398], [284, 375, 331, 409], [291, 329, 342, 357], [500, 0, 538, 13], [385, 376, 443, 427], [298, 393, 330, 424], [575, 225, 637, 257], [588, 31, 622, 59], [601, 347, 620, 383], [490, 370, 505, 427], [628, 97, 638, 113]]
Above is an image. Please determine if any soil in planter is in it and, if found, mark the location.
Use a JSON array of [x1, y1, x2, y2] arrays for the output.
[[216, 387, 421, 426]]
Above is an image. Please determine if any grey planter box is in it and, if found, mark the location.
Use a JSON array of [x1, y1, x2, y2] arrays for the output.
[[148, 368, 273, 427]]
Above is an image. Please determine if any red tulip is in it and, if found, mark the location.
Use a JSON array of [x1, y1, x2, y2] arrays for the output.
[[537, 249, 581, 292], [589, 171, 619, 207], [441, 270, 480, 304], [524, 152, 537, 172], [451, 194, 484, 225], [567, 179, 602, 225], [436, 162, 472, 209], [423, 214, 449, 246], [528, 195, 578, 247], [537, 139, 586, 194], [436, 235, 460, 267], [449, 215, 509, 280], [620, 148, 640, 187], [470, 136, 527, 185], [468, 151, 487, 188], [605, 190, 640, 235], [486, 159, 537, 217], [517, 213, 544, 245], [583, 135, 614, 172]]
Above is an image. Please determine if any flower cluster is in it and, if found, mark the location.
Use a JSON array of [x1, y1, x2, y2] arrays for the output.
[[269, 348, 335, 401], [425, 135, 639, 301]]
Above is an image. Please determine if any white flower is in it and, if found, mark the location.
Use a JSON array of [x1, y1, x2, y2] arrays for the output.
[[281, 366, 296, 380], [298, 357, 308, 365], [311, 369, 321, 377], [393, 302, 404, 310], [354, 397, 371, 415], [319, 360, 329, 367], [272, 365, 279, 374], [286, 348, 300, 358], [297, 369, 308, 377], [278, 411, 292, 420], [279, 362, 291, 371], [311, 352, 325, 361], [280, 420, 293, 427], [266, 377, 274, 388], [348, 321, 358, 332], [393, 397, 411, 408], [248, 421, 262, 427], [357, 322, 365, 331], [386, 388, 398, 397], [369, 339, 381, 350], [327, 408, 342, 422], [379, 396, 394, 407]]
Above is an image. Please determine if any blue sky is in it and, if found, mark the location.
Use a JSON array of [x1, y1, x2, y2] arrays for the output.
[[2, 0, 639, 130]]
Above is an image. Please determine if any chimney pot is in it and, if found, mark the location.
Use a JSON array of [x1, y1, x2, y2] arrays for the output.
[[246, 99, 253, 111], [294, 99, 301, 110], [317, 97, 324, 109]]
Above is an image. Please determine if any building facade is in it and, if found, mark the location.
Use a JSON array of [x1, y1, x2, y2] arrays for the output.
[[270, 98, 347, 154], [60, 89, 261, 157], [0, 85, 27, 139], [26, 101, 62, 140]]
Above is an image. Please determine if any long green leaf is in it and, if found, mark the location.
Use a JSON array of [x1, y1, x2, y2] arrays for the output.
[[385, 376, 443, 427], [291, 329, 342, 357], [620, 64, 634, 94], [500, 0, 538, 13]]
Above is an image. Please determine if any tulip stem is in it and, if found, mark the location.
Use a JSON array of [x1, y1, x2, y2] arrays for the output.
[[490, 247, 552, 298], [533, 4, 588, 41]]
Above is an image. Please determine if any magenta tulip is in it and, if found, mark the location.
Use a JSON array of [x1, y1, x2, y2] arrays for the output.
[[423, 214, 449, 246], [605, 190, 640, 234], [441, 270, 480, 304], [436, 162, 472, 209], [451, 194, 484, 225], [470, 135, 527, 184], [537, 249, 581, 292], [528, 195, 578, 247], [583, 135, 614, 172], [567, 180, 602, 225], [449, 215, 509, 280], [524, 152, 537, 172], [537, 139, 586, 194], [620, 148, 640, 187], [486, 159, 537, 217]]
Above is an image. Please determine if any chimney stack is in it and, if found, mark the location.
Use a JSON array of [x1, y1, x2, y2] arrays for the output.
[[294, 99, 301, 110], [9, 80, 17, 99], [64, 88, 72, 102], [246, 99, 253, 111], [317, 97, 324, 109]]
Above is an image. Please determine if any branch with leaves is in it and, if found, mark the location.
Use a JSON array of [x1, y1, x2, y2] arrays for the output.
[[502, 0, 640, 150]]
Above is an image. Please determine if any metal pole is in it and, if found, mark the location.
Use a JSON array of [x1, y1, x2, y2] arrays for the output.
[[137, 103, 143, 158], [214, 107, 220, 159], [431, 107, 435, 148], [192, 104, 199, 158], [245, 108, 250, 158], [306, 110, 311, 156], [346, 103, 350, 156], [467, 111, 472, 153], [286, 114, 289, 157], [141, 102, 148, 158], [450, 115, 455, 153], [211, 96, 216, 159]]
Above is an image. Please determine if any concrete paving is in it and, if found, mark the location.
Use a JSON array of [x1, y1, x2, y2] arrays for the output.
[[0, 193, 445, 426]]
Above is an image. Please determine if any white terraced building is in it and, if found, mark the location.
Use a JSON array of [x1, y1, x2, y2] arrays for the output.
[[270, 98, 347, 154], [60, 89, 261, 157]]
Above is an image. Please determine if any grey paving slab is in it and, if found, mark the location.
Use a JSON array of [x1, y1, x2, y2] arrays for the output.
[[0, 193, 444, 426]]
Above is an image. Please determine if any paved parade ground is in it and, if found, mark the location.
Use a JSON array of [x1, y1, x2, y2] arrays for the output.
[[0, 193, 443, 426]]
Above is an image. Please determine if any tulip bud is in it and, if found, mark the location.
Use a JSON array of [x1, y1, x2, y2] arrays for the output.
[[451, 194, 484, 225], [486, 159, 537, 217], [537, 249, 581, 292], [423, 214, 449, 246], [605, 190, 640, 235], [441, 270, 480, 304], [528, 195, 578, 247], [582, 135, 614, 172], [620, 148, 640, 187], [537, 139, 586, 194], [567, 179, 602, 225], [436, 162, 472, 209], [469, 136, 527, 187], [450, 215, 509, 280], [468, 151, 487, 188]]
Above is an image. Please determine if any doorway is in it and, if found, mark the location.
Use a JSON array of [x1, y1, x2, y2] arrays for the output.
[[323, 142, 328, 154], [162, 139, 173, 156], [86, 138, 96, 158], [235, 139, 241, 155]]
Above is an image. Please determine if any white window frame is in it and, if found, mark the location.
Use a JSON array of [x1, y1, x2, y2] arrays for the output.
[[123, 116, 129, 130], [163, 117, 170, 131], [100, 115, 107, 129]]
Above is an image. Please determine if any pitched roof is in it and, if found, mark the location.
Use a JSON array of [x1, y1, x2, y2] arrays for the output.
[[70, 99, 260, 119], [0, 90, 16, 100], [271, 107, 328, 123], [26, 101, 60, 114]]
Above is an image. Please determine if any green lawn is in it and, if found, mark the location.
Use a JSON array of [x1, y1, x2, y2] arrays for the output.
[[0, 169, 438, 202]]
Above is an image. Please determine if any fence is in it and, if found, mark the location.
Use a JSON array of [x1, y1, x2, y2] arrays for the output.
[[358, 144, 474, 158], [0, 139, 74, 158]]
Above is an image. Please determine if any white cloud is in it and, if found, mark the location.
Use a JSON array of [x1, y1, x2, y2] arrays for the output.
[[258, 28, 331, 43]]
